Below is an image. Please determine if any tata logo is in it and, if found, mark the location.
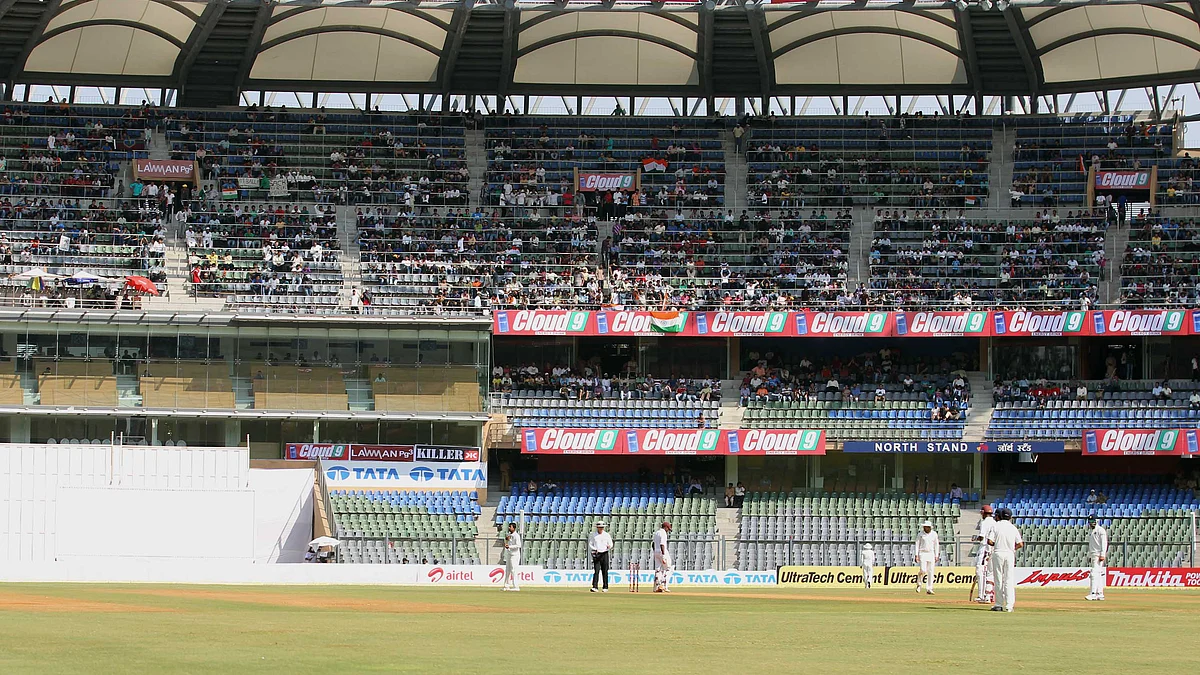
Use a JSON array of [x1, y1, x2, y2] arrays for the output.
[[543, 570, 562, 583], [723, 572, 743, 585], [410, 466, 436, 481], [325, 465, 350, 480], [488, 568, 505, 583]]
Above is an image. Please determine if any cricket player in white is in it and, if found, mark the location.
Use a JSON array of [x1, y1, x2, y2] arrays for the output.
[[1085, 514, 1108, 601], [653, 521, 673, 593], [973, 505, 996, 604], [914, 520, 939, 595], [861, 543, 875, 589], [502, 522, 522, 591], [988, 508, 1024, 612]]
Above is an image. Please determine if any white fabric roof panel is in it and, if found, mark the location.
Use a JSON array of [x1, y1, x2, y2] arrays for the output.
[[263, 7, 450, 48], [25, 24, 178, 76], [1041, 35, 1200, 83], [1026, 5, 1200, 50], [47, 0, 201, 42], [519, 12, 696, 52], [774, 34, 964, 86], [514, 36, 697, 86], [250, 32, 439, 82]]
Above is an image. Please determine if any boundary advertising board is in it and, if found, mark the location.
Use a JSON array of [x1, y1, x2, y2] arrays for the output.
[[521, 428, 826, 455], [492, 309, 1196, 337]]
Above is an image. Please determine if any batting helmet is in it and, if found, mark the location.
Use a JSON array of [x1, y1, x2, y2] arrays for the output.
[[980, 504, 994, 515], [1087, 513, 1098, 523]]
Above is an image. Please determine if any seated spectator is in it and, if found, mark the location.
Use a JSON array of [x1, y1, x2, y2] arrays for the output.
[[874, 385, 887, 403], [825, 377, 840, 392], [696, 413, 707, 429], [1086, 489, 1098, 504], [903, 375, 915, 392], [725, 482, 735, 507], [542, 479, 558, 494], [1190, 391, 1200, 410], [739, 384, 751, 407], [950, 484, 963, 501], [1076, 383, 1088, 400], [1096, 491, 1108, 504], [930, 406, 943, 421], [527, 479, 538, 494], [688, 478, 704, 495], [734, 482, 746, 507]]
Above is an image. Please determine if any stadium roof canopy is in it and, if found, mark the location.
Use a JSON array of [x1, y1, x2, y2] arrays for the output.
[[1, 0, 1198, 108]]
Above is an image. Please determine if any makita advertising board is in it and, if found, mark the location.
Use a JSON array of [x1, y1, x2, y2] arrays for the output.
[[1082, 429, 1200, 456], [521, 428, 825, 455], [322, 460, 486, 489], [1108, 568, 1200, 588]]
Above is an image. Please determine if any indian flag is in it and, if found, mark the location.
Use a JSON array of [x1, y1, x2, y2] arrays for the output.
[[642, 158, 669, 173], [221, 187, 238, 201], [649, 311, 687, 333]]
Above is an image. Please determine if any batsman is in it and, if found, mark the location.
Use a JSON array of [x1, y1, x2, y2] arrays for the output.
[[970, 504, 996, 604]]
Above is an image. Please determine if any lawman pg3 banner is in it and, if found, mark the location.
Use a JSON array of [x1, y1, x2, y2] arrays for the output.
[[521, 428, 826, 455]]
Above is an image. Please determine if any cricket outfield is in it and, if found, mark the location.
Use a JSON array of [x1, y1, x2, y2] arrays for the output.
[[0, 584, 1195, 673]]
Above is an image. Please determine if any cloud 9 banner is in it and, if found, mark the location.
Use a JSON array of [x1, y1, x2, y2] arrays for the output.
[[1082, 429, 1200, 456], [521, 428, 825, 455], [322, 460, 486, 489], [842, 441, 1065, 454], [286, 443, 480, 462], [492, 310, 1200, 338]]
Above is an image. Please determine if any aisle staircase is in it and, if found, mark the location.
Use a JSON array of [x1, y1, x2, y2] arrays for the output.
[[465, 127, 487, 209], [722, 132, 747, 214]]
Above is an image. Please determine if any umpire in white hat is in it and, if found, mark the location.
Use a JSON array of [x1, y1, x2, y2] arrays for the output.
[[588, 520, 614, 592], [914, 520, 940, 595]]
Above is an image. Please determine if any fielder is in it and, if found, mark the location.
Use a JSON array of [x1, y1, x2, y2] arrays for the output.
[[653, 521, 673, 593], [1085, 514, 1108, 601], [914, 520, 939, 595], [972, 505, 996, 604], [502, 522, 522, 591], [988, 508, 1024, 612], [861, 543, 875, 589]]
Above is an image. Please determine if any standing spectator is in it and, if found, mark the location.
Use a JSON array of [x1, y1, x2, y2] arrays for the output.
[[734, 481, 746, 507], [588, 521, 613, 593], [733, 124, 745, 154]]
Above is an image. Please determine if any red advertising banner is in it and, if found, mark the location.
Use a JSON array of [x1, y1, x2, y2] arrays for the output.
[[520, 428, 825, 455], [1094, 169, 1153, 191], [134, 158, 197, 181], [491, 309, 1200, 338], [285, 443, 480, 462], [575, 171, 638, 192], [1082, 429, 1200, 456], [894, 311, 989, 337], [1091, 309, 1188, 336], [1108, 568, 1200, 588]]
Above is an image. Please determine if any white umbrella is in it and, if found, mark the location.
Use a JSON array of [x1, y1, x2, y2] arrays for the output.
[[13, 267, 63, 280], [308, 536, 340, 548], [67, 271, 107, 284]]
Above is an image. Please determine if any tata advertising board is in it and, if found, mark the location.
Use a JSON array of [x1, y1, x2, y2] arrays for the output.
[[322, 460, 486, 489], [521, 428, 825, 455]]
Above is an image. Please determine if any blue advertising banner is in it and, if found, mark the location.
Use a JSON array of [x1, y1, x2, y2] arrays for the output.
[[842, 441, 1066, 454]]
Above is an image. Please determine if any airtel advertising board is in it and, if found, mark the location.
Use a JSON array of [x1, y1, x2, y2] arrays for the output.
[[1083, 429, 1200, 456], [521, 428, 825, 455], [419, 565, 543, 586]]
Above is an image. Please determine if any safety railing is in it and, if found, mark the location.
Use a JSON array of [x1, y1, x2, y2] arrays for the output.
[[479, 535, 726, 570], [333, 535, 479, 565]]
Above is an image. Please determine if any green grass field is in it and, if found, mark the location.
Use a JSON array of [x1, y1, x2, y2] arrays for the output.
[[0, 584, 1197, 673]]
